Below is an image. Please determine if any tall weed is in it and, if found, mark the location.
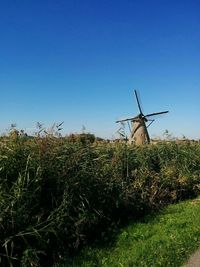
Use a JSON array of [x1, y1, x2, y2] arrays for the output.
[[0, 134, 200, 266]]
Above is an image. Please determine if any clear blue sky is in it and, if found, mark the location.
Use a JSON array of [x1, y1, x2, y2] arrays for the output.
[[1, 0, 200, 139]]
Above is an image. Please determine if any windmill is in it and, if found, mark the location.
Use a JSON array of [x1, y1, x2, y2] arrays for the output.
[[116, 90, 169, 145]]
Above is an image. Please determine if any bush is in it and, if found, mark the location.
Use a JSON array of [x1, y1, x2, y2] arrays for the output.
[[0, 134, 200, 266]]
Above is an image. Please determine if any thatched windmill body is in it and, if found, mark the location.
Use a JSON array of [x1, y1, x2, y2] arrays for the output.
[[116, 90, 169, 145]]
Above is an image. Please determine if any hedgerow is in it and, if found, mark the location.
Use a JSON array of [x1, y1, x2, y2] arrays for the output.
[[0, 133, 200, 266]]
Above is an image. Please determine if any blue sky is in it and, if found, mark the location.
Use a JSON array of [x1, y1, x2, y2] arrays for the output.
[[0, 0, 200, 139]]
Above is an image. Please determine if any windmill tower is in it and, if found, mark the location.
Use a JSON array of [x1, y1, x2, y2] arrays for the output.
[[116, 90, 169, 145]]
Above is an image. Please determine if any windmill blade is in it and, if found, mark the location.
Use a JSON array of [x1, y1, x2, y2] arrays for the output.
[[127, 120, 132, 133], [116, 115, 138, 123], [134, 90, 143, 115], [147, 119, 155, 128], [144, 111, 169, 119]]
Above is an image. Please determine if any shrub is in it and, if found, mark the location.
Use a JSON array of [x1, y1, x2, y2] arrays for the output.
[[0, 134, 200, 266]]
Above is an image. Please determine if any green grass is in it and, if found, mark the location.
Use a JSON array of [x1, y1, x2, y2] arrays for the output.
[[64, 197, 200, 267]]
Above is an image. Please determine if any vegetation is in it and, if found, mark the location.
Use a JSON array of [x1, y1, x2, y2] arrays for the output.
[[0, 129, 200, 266], [64, 197, 200, 267]]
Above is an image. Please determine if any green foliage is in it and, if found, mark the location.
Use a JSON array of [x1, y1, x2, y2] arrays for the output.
[[66, 197, 200, 267], [0, 132, 200, 266]]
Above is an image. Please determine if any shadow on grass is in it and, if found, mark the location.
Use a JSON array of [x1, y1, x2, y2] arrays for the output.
[[63, 196, 200, 267]]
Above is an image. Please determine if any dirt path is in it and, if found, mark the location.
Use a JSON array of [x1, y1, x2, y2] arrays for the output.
[[183, 248, 200, 267]]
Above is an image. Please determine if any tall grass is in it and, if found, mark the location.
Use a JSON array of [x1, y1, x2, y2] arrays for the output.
[[0, 132, 200, 266]]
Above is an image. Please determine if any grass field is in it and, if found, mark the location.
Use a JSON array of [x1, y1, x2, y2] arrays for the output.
[[0, 131, 200, 266], [63, 197, 200, 267]]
